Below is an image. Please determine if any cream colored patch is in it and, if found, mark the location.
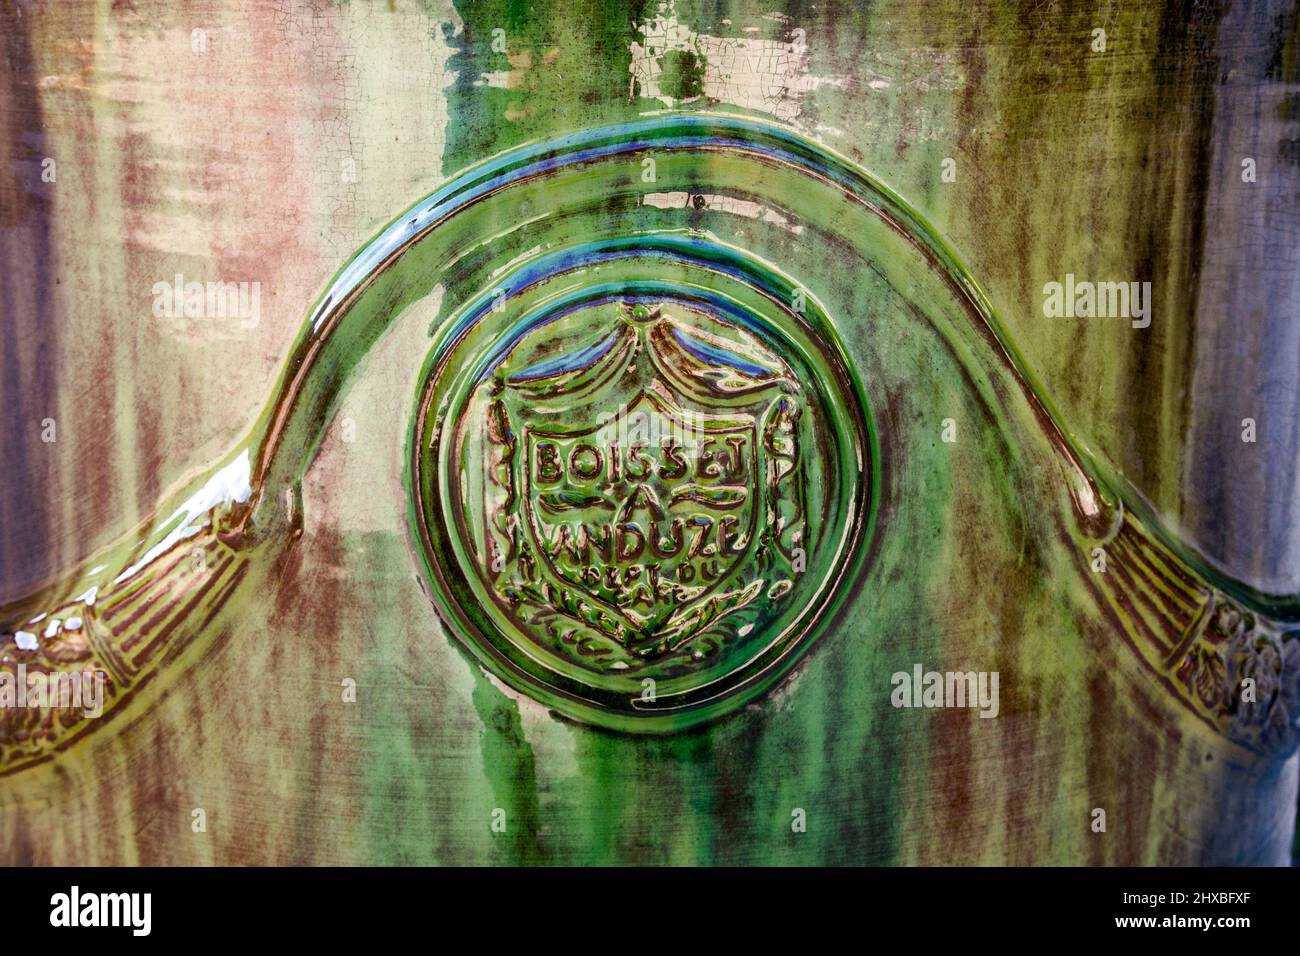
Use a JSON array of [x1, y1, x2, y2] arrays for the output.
[[629, 3, 842, 123], [642, 191, 802, 234]]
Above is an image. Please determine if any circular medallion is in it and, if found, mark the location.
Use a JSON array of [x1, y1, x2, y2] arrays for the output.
[[412, 237, 874, 731]]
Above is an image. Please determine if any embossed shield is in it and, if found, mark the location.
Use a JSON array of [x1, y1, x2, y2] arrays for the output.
[[416, 277, 871, 729], [519, 391, 760, 664]]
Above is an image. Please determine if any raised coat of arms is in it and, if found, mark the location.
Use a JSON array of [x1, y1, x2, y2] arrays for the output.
[[414, 296, 872, 730]]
